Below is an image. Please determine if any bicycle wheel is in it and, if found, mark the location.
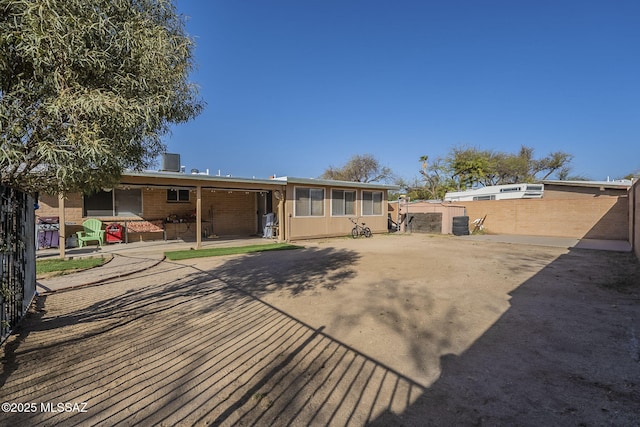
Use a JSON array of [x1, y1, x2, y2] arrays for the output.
[[351, 227, 359, 238], [364, 227, 372, 238]]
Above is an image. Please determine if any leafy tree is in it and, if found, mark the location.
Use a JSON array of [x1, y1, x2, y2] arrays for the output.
[[321, 154, 393, 183], [393, 177, 433, 200], [447, 147, 493, 189], [417, 155, 455, 199], [0, 0, 203, 194], [417, 145, 573, 199]]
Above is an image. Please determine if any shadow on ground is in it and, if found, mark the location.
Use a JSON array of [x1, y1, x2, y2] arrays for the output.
[[208, 246, 360, 296], [370, 249, 640, 426], [0, 247, 425, 426], [2, 244, 639, 425]]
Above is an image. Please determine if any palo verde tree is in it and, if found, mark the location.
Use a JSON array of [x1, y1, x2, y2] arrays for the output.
[[0, 0, 203, 194], [320, 154, 393, 183]]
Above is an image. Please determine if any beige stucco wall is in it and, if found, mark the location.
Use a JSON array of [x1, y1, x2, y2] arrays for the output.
[[284, 184, 388, 240]]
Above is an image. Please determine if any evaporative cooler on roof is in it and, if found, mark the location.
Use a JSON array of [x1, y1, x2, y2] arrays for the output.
[[160, 153, 181, 172]]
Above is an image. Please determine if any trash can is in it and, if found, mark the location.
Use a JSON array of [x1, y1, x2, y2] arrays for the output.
[[106, 223, 123, 243], [37, 216, 60, 249], [452, 216, 470, 236]]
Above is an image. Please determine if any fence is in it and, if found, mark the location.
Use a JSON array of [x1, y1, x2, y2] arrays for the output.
[[455, 197, 628, 240], [0, 186, 36, 344], [632, 180, 639, 261]]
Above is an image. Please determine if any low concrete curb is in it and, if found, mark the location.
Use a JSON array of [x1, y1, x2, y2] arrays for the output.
[[37, 253, 166, 294]]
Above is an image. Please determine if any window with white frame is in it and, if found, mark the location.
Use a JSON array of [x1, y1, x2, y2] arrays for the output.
[[84, 189, 142, 217], [331, 189, 356, 216], [294, 187, 324, 216], [362, 190, 383, 216]]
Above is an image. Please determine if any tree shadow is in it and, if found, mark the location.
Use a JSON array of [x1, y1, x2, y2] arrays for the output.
[[205, 246, 360, 296], [5, 240, 638, 425], [1, 246, 428, 426]]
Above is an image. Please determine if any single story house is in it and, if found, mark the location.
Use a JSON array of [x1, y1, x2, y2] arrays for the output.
[[36, 168, 398, 248], [540, 179, 632, 198]]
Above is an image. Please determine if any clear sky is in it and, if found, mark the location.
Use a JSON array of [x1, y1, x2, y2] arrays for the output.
[[164, 0, 640, 183]]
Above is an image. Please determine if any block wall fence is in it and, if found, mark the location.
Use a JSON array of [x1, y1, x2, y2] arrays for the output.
[[632, 180, 639, 262], [450, 196, 629, 240]]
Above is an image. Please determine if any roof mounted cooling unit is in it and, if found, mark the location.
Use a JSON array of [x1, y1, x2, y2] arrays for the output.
[[161, 153, 181, 172]]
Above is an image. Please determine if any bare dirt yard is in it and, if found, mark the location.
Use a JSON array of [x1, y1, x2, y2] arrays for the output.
[[1, 234, 639, 426]]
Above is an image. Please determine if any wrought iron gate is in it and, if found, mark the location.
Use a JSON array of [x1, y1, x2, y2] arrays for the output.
[[0, 186, 36, 344]]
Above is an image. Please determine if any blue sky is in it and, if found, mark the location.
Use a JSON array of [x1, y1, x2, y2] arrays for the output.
[[165, 0, 640, 182]]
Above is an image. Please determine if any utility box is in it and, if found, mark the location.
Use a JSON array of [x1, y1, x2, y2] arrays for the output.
[[106, 223, 124, 243]]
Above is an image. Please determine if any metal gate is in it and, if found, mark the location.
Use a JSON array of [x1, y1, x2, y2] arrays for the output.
[[0, 186, 36, 344]]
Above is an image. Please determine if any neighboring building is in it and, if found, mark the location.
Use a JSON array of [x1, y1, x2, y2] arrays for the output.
[[541, 179, 632, 199], [36, 168, 397, 248], [444, 179, 632, 239], [444, 183, 544, 202]]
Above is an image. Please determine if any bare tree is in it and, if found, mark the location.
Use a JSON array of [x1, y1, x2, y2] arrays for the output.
[[321, 154, 393, 183]]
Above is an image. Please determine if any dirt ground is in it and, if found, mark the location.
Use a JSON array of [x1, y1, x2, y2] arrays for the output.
[[1, 234, 639, 426]]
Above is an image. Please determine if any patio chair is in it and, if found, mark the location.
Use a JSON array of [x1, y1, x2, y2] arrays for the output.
[[76, 218, 105, 248], [472, 215, 487, 233]]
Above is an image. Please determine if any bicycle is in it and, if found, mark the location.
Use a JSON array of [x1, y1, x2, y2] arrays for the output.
[[349, 217, 372, 238]]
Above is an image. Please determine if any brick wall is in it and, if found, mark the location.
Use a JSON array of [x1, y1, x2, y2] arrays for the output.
[[456, 196, 629, 240], [37, 189, 258, 240], [631, 180, 639, 261]]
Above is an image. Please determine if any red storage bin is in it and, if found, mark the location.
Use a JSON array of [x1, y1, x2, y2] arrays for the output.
[[106, 223, 123, 243]]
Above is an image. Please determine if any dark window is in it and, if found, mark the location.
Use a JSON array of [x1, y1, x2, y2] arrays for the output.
[[84, 189, 142, 217], [167, 189, 190, 202]]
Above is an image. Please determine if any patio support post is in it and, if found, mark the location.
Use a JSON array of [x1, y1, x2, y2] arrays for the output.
[[58, 193, 66, 259], [196, 185, 202, 249], [277, 189, 285, 242]]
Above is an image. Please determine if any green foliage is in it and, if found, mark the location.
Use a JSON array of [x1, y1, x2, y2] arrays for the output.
[[165, 243, 302, 261], [417, 145, 573, 198], [36, 257, 107, 275], [321, 154, 393, 183], [0, 0, 203, 194]]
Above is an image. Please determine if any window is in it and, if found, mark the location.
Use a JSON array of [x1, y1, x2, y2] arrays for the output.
[[473, 195, 495, 201], [499, 186, 521, 193], [167, 189, 190, 202], [331, 189, 356, 216], [362, 191, 382, 216], [295, 187, 324, 216], [84, 189, 142, 217]]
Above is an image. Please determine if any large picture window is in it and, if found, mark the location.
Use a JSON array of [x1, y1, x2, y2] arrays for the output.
[[362, 191, 383, 216], [84, 189, 142, 217], [331, 189, 356, 216], [295, 187, 324, 217]]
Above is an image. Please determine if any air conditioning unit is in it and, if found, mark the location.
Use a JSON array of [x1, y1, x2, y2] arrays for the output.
[[160, 153, 181, 172]]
